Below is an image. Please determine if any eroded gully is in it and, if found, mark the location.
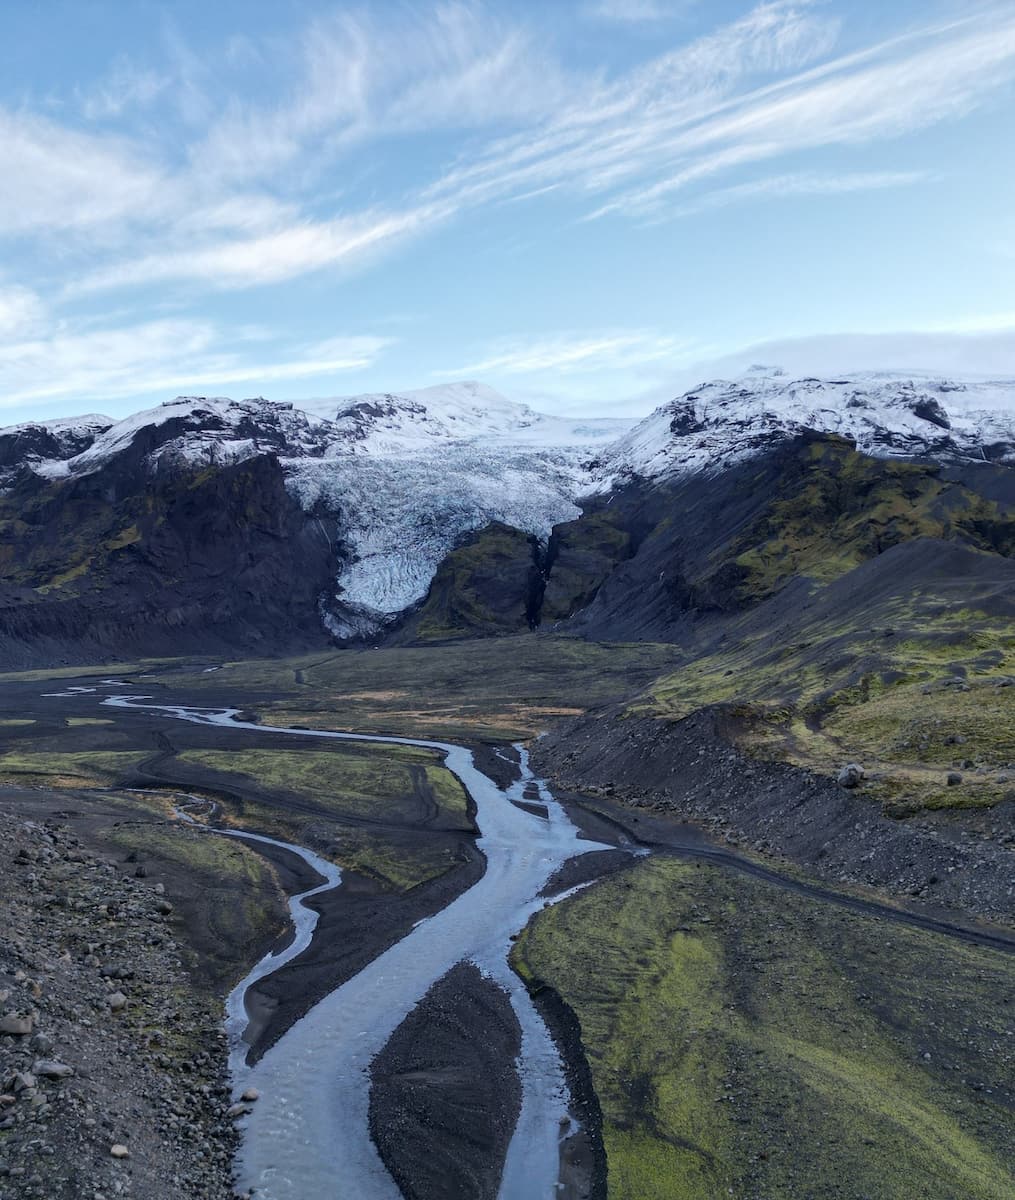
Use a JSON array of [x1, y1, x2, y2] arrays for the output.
[[100, 695, 611, 1200]]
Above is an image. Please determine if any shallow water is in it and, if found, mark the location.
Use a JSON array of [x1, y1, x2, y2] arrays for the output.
[[101, 696, 609, 1200]]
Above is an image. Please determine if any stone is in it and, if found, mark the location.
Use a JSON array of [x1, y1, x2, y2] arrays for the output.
[[110, 1144, 130, 1159], [0, 1013, 33, 1036], [947, 772, 963, 786], [837, 763, 865, 789], [107, 992, 128, 1012], [240, 1087, 259, 1102], [32, 1059, 75, 1079]]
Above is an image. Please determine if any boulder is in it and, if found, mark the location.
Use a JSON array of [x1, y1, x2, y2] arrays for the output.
[[837, 763, 865, 789]]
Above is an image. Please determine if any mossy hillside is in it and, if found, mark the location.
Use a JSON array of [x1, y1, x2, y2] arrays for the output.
[[541, 510, 633, 623], [704, 440, 1015, 610], [513, 857, 1015, 1200], [0, 474, 141, 595], [637, 560, 1014, 813], [410, 522, 540, 641]]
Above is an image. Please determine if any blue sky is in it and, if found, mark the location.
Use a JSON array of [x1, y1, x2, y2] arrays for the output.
[[2, 0, 1015, 425]]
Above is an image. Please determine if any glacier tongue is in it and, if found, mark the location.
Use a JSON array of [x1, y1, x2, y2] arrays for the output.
[[286, 446, 588, 631]]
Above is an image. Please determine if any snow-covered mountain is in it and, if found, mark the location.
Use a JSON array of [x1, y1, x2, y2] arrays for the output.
[[2, 370, 1012, 640], [0, 383, 632, 637], [599, 368, 1015, 482]]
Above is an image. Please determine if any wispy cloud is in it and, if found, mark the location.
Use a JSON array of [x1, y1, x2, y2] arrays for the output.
[[589, 11, 1015, 218], [4, 1, 1015, 416], [0, 317, 391, 408], [187, 3, 577, 188], [70, 203, 453, 293], [661, 168, 931, 217], [78, 58, 169, 120], [11, 3, 1015, 294], [441, 331, 695, 376]]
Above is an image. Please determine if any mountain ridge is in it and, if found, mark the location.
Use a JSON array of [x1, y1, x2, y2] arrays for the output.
[[1, 369, 1013, 661]]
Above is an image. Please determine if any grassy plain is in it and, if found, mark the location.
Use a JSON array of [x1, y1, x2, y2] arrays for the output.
[[167, 636, 685, 740], [172, 744, 471, 890], [514, 856, 1015, 1200]]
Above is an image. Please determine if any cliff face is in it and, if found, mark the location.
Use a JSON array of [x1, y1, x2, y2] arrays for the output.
[[0, 453, 338, 666]]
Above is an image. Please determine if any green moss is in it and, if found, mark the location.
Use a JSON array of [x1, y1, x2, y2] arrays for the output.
[[703, 441, 1015, 609], [413, 522, 537, 641], [177, 744, 468, 823], [174, 745, 470, 890], [105, 523, 141, 550], [514, 857, 1015, 1200], [0, 749, 146, 786]]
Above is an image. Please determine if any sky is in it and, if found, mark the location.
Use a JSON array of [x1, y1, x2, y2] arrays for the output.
[[2, 0, 1015, 427]]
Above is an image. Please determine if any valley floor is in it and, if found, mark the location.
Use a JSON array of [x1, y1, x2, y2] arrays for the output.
[[0, 642, 1012, 1199]]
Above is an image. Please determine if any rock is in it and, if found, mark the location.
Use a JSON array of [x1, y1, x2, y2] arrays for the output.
[[154, 899, 174, 916], [947, 773, 963, 786], [32, 1059, 75, 1079], [837, 763, 865, 789], [226, 1102, 249, 1119], [240, 1087, 259, 1102], [109, 1144, 130, 1159], [106, 991, 128, 1012], [0, 1013, 34, 1036]]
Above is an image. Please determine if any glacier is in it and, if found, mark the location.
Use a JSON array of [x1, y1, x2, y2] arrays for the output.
[[3, 369, 1012, 638]]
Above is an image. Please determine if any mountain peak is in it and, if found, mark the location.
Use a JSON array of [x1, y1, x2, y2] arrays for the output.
[[599, 370, 1015, 482]]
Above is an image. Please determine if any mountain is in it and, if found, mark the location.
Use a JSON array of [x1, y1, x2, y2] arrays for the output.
[[597, 367, 1015, 482], [0, 370, 1012, 663]]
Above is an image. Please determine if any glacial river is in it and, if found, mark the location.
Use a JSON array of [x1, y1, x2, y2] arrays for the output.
[[101, 695, 610, 1200]]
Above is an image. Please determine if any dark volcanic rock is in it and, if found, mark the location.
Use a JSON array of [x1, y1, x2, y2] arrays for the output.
[[398, 521, 543, 642], [0, 453, 339, 666], [533, 705, 1015, 926], [369, 962, 522, 1200]]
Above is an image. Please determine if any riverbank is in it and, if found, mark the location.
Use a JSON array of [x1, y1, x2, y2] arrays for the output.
[[0, 803, 260, 1200], [533, 705, 1015, 928]]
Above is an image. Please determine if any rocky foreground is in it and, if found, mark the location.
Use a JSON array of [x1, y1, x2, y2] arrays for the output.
[[0, 811, 243, 1200]]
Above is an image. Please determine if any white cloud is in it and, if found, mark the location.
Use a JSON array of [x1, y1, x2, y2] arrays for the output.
[[660, 168, 930, 217], [187, 4, 577, 188], [79, 59, 169, 120], [0, 316, 391, 408], [4, 2, 1015, 321], [592, 11, 1015, 217], [71, 203, 453, 293], [630, 324, 1015, 414], [0, 109, 168, 235], [441, 331, 696, 376], [0, 287, 46, 338]]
